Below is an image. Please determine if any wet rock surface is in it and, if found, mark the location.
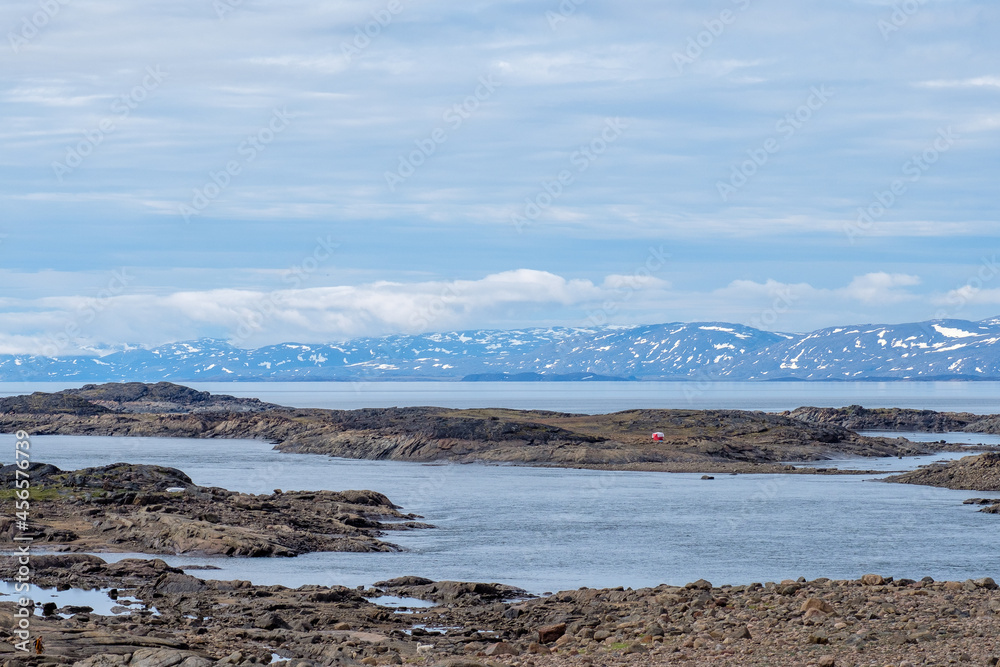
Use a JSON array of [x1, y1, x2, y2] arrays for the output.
[[0, 463, 429, 556], [1, 563, 999, 666], [370, 578, 529, 605]]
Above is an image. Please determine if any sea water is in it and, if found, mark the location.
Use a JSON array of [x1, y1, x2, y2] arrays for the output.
[[2, 431, 996, 594]]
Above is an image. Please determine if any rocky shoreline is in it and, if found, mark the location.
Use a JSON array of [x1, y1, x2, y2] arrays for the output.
[[3, 383, 1000, 665], [0, 463, 429, 557], [1, 555, 999, 667]]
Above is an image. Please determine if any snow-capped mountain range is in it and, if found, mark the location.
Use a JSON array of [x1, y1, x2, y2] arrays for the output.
[[3, 318, 1000, 382]]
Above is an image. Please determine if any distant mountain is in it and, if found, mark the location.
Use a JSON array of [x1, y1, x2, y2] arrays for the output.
[[2, 318, 1000, 382]]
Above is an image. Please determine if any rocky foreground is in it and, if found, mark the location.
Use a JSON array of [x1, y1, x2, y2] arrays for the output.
[[0, 383, 973, 472], [1, 556, 999, 666], [0, 463, 428, 556]]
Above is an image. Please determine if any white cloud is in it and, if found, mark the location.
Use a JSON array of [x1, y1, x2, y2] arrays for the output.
[[839, 273, 921, 305], [0, 270, 619, 355], [935, 286, 1000, 306], [918, 76, 1000, 89], [246, 55, 350, 75], [0, 270, 955, 355]]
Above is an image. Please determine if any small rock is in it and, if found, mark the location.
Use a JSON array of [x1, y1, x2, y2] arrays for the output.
[[253, 612, 287, 630], [484, 642, 519, 656], [333, 622, 352, 631], [538, 622, 567, 643], [502, 607, 522, 620], [801, 597, 834, 614], [817, 656, 835, 667]]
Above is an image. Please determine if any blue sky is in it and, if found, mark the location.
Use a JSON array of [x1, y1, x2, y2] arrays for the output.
[[1, 0, 998, 354]]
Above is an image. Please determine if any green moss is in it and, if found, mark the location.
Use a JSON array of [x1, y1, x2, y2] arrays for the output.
[[0, 486, 70, 501]]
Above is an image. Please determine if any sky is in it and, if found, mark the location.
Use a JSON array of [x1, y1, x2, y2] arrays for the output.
[[1, 0, 998, 355]]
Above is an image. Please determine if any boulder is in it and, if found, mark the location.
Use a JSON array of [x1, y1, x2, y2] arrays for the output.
[[484, 641, 519, 656], [801, 597, 835, 614], [154, 573, 207, 594], [254, 612, 289, 630], [538, 622, 567, 643], [128, 649, 192, 667]]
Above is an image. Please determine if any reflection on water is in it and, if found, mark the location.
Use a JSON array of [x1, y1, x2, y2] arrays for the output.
[[0, 582, 151, 617]]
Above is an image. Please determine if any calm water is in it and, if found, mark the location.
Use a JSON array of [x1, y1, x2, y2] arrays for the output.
[[0, 582, 131, 616], [4, 380, 1000, 414], [3, 433, 997, 594]]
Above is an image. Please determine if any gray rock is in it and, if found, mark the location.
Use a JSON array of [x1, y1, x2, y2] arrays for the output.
[[129, 649, 190, 667], [154, 573, 207, 594]]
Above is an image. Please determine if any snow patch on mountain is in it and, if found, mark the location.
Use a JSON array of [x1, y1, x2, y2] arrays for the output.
[[2, 318, 1000, 381]]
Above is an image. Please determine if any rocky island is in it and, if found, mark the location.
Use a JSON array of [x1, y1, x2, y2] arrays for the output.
[[0, 383, 977, 474]]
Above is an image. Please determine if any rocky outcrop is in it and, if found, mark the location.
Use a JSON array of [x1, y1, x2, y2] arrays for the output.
[[370, 578, 529, 605], [0, 463, 430, 556], [64, 382, 280, 414], [0, 382, 278, 416], [0, 391, 111, 416], [884, 453, 1000, 491], [786, 405, 1000, 435], [1, 462, 194, 491]]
